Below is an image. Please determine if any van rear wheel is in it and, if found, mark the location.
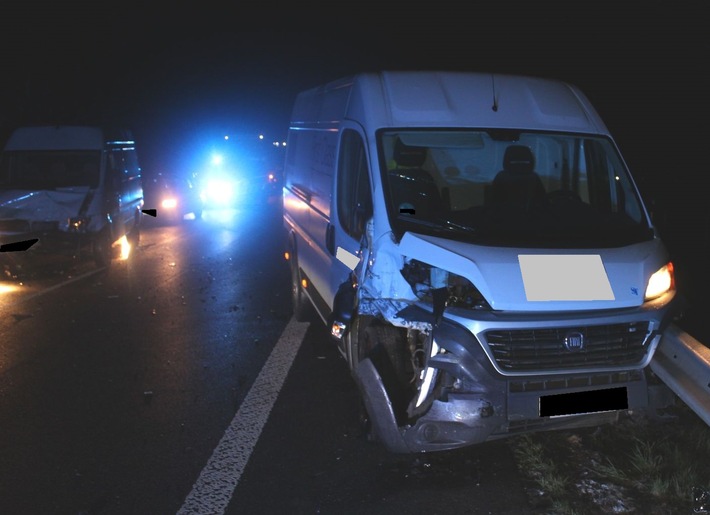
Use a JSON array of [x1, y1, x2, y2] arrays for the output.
[[290, 252, 312, 322], [92, 229, 114, 268]]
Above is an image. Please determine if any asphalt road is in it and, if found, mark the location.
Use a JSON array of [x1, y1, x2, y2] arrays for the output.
[[0, 196, 534, 514]]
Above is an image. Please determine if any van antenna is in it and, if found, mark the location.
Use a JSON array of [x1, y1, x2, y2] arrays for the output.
[[491, 74, 498, 112]]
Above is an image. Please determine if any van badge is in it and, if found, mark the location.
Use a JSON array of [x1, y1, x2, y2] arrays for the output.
[[564, 331, 584, 352], [631, 287, 639, 296]]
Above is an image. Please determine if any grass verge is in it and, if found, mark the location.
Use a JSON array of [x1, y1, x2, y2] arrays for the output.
[[508, 399, 710, 514]]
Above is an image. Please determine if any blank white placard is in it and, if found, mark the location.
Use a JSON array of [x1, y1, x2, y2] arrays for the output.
[[518, 254, 615, 301]]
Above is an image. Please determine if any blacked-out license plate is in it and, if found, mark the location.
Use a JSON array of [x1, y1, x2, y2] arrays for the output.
[[539, 387, 628, 418]]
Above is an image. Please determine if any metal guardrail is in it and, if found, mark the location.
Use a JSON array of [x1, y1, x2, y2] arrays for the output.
[[650, 323, 710, 426]]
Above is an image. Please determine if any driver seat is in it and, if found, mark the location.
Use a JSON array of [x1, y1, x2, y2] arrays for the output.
[[490, 145, 546, 208], [389, 138, 444, 217]]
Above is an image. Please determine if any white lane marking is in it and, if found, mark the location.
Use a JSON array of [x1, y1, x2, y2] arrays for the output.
[[177, 316, 310, 514]]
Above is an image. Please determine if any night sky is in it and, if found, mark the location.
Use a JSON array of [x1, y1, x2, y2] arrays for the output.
[[0, 2, 706, 215]]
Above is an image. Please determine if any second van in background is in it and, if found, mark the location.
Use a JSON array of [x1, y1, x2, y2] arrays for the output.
[[0, 125, 144, 268]]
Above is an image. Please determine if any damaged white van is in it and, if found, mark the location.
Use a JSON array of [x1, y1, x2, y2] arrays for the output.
[[0, 125, 144, 267], [282, 71, 682, 453]]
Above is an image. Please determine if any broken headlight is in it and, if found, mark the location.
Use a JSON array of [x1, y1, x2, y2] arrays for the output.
[[401, 258, 491, 310]]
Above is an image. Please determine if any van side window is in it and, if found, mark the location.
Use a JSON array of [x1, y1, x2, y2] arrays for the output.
[[123, 149, 141, 179], [337, 130, 373, 240], [109, 147, 140, 180], [109, 149, 126, 176]]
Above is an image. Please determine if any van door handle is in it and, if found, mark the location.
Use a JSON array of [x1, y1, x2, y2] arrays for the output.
[[326, 223, 335, 256]]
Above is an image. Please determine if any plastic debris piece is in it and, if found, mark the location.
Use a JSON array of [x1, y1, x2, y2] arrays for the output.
[[694, 487, 710, 514]]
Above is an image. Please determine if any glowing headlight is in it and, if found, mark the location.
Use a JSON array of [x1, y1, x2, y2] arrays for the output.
[[644, 262, 674, 300], [161, 198, 178, 209], [206, 179, 235, 205]]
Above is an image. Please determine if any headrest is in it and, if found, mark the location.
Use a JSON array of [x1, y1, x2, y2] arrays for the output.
[[394, 138, 427, 168], [503, 145, 535, 174]]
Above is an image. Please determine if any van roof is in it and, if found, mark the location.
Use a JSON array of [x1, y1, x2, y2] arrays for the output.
[[3, 125, 134, 151], [290, 71, 609, 135]]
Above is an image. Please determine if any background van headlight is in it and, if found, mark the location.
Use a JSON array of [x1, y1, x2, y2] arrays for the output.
[[644, 262, 675, 300], [161, 197, 178, 209]]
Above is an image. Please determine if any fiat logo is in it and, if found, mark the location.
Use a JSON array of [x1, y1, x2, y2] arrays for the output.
[[564, 331, 585, 352]]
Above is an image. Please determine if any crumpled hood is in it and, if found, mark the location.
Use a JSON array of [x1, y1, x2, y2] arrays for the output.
[[0, 188, 91, 223], [398, 232, 668, 312]]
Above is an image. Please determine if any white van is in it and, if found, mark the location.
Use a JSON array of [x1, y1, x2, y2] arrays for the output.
[[283, 71, 682, 453], [0, 125, 144, 267]]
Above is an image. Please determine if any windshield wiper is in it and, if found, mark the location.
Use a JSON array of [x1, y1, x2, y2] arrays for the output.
[[441, 219, 477, 234], [397, 215, 478, 235]]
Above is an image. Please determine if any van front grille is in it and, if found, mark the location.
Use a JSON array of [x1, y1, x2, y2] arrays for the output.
[[484, 322, 652, 372], [509, 370, 643, 392]]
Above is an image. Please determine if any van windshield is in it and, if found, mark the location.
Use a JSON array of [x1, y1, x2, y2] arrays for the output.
[[0, 150, 101, 190], [379, 130, 653, 248]]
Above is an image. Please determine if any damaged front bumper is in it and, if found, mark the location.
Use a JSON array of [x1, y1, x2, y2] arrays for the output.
[[353, 304, 674, 453], [356, 357, 504, 453]]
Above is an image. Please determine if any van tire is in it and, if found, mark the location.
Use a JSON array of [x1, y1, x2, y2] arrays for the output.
[[360, 325, 411, 425], [289, 252, 312, 322], [92, 228, 114, 268]]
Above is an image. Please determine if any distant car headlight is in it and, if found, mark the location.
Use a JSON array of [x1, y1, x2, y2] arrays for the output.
[[161, 198, 178, 209], [644, 262, 675, 300]]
